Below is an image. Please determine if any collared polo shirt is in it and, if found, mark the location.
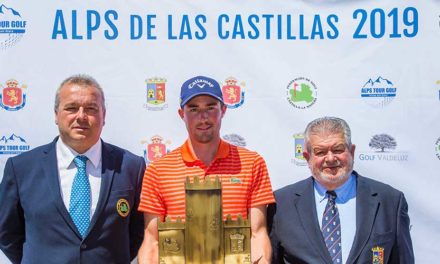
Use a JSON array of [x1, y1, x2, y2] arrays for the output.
[[139, 140, 275, 220]]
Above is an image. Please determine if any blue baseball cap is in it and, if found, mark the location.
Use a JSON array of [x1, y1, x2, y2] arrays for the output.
[[180, 76, 224, 108]]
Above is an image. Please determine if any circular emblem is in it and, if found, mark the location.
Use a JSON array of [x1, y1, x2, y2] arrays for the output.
[[286, 77, 317, 109], [436, 137, 440, 160], [116, 198, 130, 217]]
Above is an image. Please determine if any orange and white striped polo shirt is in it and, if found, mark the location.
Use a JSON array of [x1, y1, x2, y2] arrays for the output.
[[138, 139, 275, 220]]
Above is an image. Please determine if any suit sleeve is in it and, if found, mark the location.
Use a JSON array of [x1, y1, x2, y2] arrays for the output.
[[267, 202, 284, 264], [395, 193, 414, 264], [0, 158, 25, 264], [129, 156, 146, 261]]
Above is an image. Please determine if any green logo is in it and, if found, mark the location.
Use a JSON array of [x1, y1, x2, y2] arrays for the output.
[[287, 77, 317, 109]]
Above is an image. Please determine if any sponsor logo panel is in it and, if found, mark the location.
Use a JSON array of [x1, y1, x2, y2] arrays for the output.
[[144, 77, 168, 111], [221, 77, 245, 109], [286, 77, 317, 109], [0, 79, 27, 111], [0, 4, 27, 50], [360, 76, 396, 108]]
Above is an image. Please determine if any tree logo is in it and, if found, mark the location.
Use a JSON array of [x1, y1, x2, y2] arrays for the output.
[[223, 134, 246, 147], [369, 134, 397, 152], [286, 77, 317, 109]]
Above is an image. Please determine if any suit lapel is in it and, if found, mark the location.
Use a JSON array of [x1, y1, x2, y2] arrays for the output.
[[87, 141, 116, 234], [42, 138, 82, 238], [295, 177, 333, 263], [346, 174, 379, 264]]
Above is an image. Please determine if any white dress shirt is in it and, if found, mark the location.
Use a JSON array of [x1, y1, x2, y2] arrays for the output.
[[314, 174, 357, 264], [56, 138, 102, 219]]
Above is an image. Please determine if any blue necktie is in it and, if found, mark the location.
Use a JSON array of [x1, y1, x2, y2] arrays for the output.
[[322, 190, 342, 264], [69, 155, 90, 238]]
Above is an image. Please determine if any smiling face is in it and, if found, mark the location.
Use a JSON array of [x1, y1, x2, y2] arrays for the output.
[[303, 132, 355, 190], [55, 83, 106, 153], [178, 95, 226, 145]]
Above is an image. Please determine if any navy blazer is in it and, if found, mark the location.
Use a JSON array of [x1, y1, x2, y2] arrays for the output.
[[268, 172, 414, 264], [0, 138, 145, 264]]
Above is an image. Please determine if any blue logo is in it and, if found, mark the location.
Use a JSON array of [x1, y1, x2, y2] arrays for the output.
[[291, 133, 307, 166], [0, 134, 30, 155], [361, 77, 397, 107], [0, 4, 27, 50]]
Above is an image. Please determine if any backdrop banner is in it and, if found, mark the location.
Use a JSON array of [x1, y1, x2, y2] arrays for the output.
[[1, 0, 439, 262]]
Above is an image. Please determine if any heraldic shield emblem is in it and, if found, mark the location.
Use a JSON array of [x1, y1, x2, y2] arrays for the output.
[[143, 135, 168, 163], [221, 77, 244, 109], [146, 77, 166, 105], [0, 79, 26, 111]]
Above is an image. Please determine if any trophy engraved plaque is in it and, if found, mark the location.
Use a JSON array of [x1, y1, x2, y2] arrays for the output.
[[158, 176, 251, 263]]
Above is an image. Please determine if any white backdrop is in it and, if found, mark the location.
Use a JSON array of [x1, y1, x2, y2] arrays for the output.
[[1, 0, 439, 263]]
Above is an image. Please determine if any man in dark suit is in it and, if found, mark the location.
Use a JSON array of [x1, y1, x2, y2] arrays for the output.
[[268, 117, 414, 264], [0, 74, 145, 264]]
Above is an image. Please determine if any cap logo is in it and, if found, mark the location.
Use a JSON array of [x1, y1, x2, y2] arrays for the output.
[[188, 79, 215, 89]]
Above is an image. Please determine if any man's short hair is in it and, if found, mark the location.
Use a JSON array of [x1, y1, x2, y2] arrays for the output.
[[54, 74, 106, 112], [304, 116, 352, 153]]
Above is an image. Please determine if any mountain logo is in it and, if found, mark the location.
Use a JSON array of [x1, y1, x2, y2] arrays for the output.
[[0, 133, 30, 155], [287, 77, 317, 109], [144, 77, 168, 111], [361, 76, 397, 108], [0, 4, 27, 50]]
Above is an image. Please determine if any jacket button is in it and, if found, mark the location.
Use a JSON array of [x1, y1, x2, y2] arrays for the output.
[[80, 244, 87, 249]]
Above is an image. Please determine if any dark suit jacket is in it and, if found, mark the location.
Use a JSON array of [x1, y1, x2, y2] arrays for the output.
[[268, 172, 414, 264], [0, 138, 145, 264]]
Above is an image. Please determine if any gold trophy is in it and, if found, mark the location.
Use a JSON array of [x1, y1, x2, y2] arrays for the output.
[[158, 176, 251, 263]]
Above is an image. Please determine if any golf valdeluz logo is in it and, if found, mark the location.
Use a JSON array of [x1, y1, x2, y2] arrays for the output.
[[286, 77, 317, 109], [358, 133, 408, 162], [223, 133, 246, 147], [0, 4, 27, 50]]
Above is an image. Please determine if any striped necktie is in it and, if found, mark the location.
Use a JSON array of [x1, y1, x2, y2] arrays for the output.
[[69, 155, 90, 238], [322, 190, 342, 264]]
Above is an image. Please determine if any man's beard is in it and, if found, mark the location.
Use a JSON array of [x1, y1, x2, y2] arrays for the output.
[[312, 158, 354, 187]]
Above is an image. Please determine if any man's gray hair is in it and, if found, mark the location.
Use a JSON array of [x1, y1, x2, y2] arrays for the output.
[[54, 74, 105, 112], [304, 116, 352, 152]]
